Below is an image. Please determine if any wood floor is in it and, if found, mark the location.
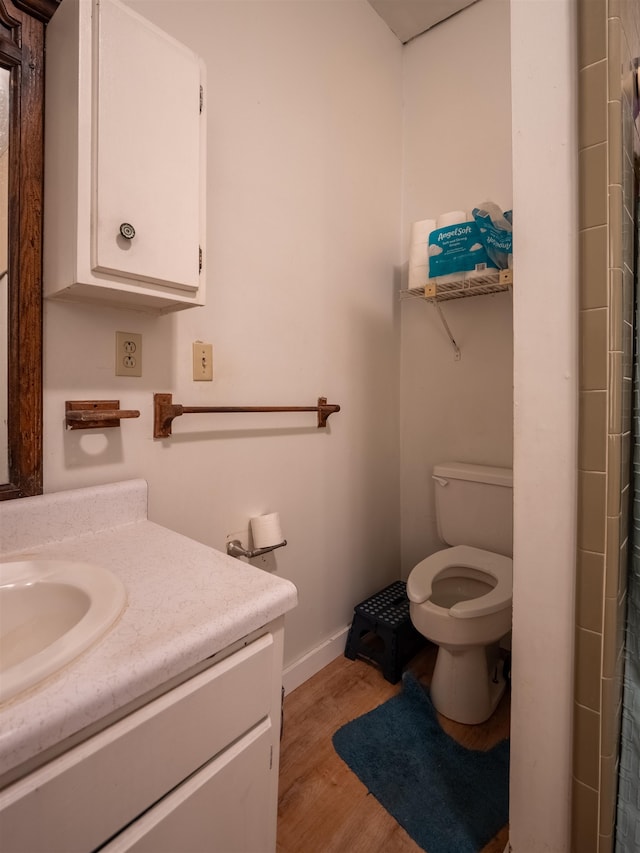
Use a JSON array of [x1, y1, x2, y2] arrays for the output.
[[277, 644, 510, 853]]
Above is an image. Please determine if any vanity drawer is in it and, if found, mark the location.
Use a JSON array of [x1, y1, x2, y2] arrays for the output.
[[102, 719, 274, 853], [0, 632, 275, 853]]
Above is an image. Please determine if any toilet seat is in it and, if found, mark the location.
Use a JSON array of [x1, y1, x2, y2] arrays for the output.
[[407, 545, 512, 620]]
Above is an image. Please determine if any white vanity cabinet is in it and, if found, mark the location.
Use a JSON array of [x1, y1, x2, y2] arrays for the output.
[[0, 624, 284, 853], [43, 0, 206, 313]]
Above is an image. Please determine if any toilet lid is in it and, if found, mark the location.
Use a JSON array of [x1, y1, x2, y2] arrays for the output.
[[407, 545, 512, 619]]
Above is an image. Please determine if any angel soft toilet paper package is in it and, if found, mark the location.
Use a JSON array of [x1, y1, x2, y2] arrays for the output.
[[471, 203, 513, 270], [427, 217, 497, 279]]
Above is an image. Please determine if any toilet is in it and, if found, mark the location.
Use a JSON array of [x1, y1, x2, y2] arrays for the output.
[[407, 462, 513, 725]]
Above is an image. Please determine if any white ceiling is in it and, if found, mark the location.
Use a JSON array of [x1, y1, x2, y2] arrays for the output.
[[366, 0, 478, 43]]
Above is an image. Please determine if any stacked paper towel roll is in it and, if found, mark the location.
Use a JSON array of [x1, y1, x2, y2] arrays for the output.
[[437, 210, 467, 228], [408, 218, 435, 290], [250, 512, 283, 549]]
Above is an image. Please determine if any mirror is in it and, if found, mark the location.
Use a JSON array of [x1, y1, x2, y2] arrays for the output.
[[0, 0, 58, 500]]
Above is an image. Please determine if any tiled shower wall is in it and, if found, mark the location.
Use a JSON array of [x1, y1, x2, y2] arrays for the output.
[[575, 1, 639, 851]]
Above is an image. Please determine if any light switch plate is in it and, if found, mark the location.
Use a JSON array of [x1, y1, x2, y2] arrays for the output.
[[193, 341, 213, 381]]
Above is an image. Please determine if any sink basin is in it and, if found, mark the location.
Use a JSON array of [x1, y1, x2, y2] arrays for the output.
[[0, 560, 126, 703]]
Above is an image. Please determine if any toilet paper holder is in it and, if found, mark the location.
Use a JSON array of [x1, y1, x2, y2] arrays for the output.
[[226, 538, 287, 560]]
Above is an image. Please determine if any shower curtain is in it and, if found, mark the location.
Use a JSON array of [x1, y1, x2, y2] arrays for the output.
[[615, 200, 640, 853]]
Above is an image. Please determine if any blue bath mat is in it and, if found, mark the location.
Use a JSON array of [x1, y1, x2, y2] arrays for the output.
[[332, 673, 509, 853]]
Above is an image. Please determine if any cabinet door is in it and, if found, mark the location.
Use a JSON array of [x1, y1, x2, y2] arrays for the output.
[[92, 0, 201, 291], [102, 720, 275, 853]]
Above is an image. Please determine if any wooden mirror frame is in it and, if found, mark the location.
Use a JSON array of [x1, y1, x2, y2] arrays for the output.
[[0, 0, 59, 499]]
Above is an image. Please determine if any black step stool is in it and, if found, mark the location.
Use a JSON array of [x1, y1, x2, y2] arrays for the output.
[[344, 580, 426, 684]]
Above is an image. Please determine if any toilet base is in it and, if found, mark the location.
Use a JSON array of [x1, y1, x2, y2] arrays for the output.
[[430, 641, 506, 725]]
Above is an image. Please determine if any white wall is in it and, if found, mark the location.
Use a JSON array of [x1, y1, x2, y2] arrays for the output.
[[509, 0, 577, 849], [42, 0, 403, 676], [399, 0, 513, 574]]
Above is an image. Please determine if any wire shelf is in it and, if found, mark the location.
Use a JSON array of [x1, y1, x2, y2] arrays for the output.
[[400, 269, 513, 303]]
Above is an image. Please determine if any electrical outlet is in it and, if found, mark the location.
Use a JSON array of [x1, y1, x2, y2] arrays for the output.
[[193, 341, 213, 381], [115, 331, 142, 377]]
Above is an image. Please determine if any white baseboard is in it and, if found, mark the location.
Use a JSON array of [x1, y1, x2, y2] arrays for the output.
[[282, 625, 350, 695]]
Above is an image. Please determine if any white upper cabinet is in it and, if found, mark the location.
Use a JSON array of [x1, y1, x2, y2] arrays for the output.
[[44, 0, 206, 313]]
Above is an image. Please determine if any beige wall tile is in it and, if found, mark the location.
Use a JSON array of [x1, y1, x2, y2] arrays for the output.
[[622, 204, 634, 271], [580, 391, 607, 470], [580, 61, 608, 148], [580, 144, 608, 228], [579, 0, 607, 66], [581, 309, 608, 390], [609, 268, 623, 351], [621, 429, 631, 477], [579, 470, 607, 552], [623, 141, 634, 218], [608, 99, 623, 185], [576, 626, 603, 710], [616, 641, 625, 687], [606, 434, 622, 515], [598, 753, 618, 836], [616, 589, 627, 659], [619, 21, 635, 109], [608, 351, 622, 432], [607, 0, 620, 18], [580, 226, 608, 309], [622, 265, 634, 325], [608, 0, 624, 20], [623, 323, 632, 380], [619, 533, 628, 597], [600, 678, 622, 757], [605, 514, 622, 597], [630, 0, 640, 39], [573, 778, 600, 853], [602, 594, 622, 678], [609, 184, 623, 270], [573, 1, 637, 847], [598, 833, 613, 853], [633, 0, 640, 32], [626, 2, 640, 54], [608, 17, 622, 101], [622, 99, 635, 210], [620, 482, 630, 538], [574, 702, 601, 788], [622, 382, 632, 437], [577, 549, 605, 631], [602, 584, 627, 680]]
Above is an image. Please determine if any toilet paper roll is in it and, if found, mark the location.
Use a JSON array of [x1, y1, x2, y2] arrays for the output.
[[408, 264, 428, 290], [436, 210, 468, 229], [410, 219, 436, 244], [409, 243, 428, 268], [250, 512, 283, 549]]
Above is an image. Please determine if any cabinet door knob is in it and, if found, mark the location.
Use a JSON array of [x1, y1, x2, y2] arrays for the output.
[[119, 222, 136, 240]]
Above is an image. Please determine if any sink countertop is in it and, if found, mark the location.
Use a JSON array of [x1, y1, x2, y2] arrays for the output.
[[0, 480, 298, 781]]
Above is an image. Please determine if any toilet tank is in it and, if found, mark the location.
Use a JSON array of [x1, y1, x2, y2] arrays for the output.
[[433, 462, 513, 557]]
